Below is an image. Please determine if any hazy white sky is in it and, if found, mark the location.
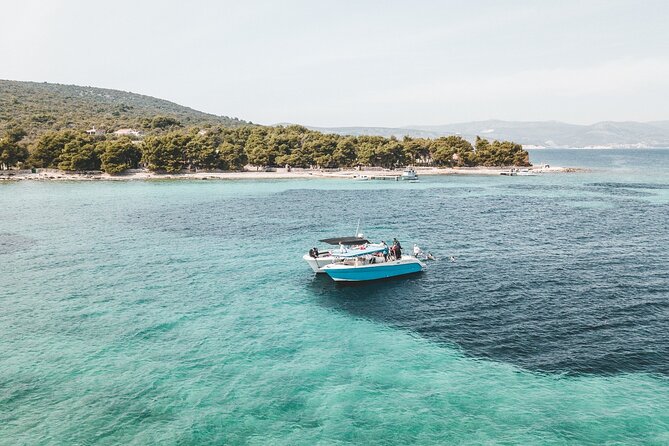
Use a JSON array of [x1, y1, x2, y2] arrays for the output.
[[1, 0, 668, 126]]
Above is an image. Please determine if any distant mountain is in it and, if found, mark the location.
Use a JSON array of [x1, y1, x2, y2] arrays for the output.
[[305, 120, 669, 148], [4, 79, 667, 148], [296, 126, 445, 139], [647, 120, 669, 131], [0, 80, 248, 139]]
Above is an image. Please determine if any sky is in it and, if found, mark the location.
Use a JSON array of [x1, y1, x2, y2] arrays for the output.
[[1, 0, 668, 127]]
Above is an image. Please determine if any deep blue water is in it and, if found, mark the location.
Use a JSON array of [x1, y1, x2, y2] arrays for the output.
[[1, 149, 668, 444]]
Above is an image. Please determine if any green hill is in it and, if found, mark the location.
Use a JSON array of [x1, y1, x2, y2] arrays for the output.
[[0, 80, 248, 140], [0, 79, 531, 173]]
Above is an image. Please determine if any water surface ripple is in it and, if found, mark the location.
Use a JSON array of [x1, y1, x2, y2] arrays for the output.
[[1, 149, 669, 444]]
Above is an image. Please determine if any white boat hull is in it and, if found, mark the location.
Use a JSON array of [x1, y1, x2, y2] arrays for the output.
[[303, 253, 336, 273], [401, 169, 418, 180], [304, 243, 387, 273]]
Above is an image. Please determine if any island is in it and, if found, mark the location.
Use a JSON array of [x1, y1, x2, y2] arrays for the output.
[[1, 80, 533, 179]]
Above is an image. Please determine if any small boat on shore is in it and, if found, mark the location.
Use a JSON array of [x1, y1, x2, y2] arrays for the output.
[[320, 245, 425, 282], [501, 168, 538, 176], [401, 168, 418, 181]]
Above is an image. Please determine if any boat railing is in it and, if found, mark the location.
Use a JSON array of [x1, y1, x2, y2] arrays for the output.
[[337, 254, 388, 266]]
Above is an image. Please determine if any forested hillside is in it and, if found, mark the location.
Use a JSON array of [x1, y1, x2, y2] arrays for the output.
[[0, 80, 247, 139], [0, 80, 530, 173]]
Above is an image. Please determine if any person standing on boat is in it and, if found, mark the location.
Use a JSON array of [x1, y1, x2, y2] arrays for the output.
[[392, 238, 402, 260]]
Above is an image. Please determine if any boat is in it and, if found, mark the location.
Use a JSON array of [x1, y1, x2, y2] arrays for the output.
[[320, 245, 425, 282], [401, 168, 418, 181], [501, 168, 538, 176], [354, 175, 369, 181], [303, 236, 385, 273]]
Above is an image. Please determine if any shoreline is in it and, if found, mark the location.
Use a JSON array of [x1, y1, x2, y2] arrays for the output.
[[0, 166, 582, 182]]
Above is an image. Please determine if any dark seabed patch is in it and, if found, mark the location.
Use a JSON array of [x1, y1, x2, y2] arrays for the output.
[[294, 189, 669, 376], [128, 184, 669, 376], [120, 183, 669, 374], [0, 233, 36, 255], [586, 182, 669, 190]]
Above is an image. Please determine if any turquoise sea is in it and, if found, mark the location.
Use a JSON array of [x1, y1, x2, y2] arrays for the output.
[[1, 149, 669, 445]]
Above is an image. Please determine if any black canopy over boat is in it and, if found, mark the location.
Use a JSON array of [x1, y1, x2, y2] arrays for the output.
[[318, 236, 370, 245]]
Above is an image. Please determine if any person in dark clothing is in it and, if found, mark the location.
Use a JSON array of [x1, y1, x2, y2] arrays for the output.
[[392, 238, 402, 260]]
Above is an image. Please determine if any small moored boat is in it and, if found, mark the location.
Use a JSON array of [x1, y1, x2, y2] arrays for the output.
[[501, 168, 538, 176], [401, 168, 418, 181]]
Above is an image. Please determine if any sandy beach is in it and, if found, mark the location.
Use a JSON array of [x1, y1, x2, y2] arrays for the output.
[[0, 166, 580, 182]]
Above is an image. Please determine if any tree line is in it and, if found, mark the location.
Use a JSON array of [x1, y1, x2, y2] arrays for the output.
[[1, 124, 530, 173]]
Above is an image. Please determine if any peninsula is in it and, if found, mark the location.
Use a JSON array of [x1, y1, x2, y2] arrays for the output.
[[1, 80, 531, 177]]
